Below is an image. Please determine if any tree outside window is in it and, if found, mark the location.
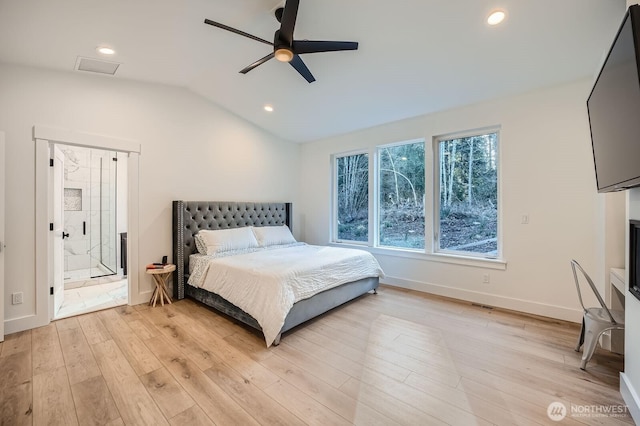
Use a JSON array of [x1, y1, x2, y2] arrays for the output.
[[336, 153, 369, 242], [332, 128, 500, 261], [378, 141, 425, 249], [437, 131, 498, 256]]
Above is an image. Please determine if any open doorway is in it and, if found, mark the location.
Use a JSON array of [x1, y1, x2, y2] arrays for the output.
[[52, 144, 128, 319]]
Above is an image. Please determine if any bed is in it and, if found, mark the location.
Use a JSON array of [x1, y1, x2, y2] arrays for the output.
[[172, 200, 381, 346]]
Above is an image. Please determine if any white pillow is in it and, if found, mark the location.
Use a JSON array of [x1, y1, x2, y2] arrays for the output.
[[196, 227, 259, 255], [252, 225, 297, 247]]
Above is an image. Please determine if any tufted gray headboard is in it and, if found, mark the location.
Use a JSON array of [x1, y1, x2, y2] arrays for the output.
[[172, 201, 291, 299]]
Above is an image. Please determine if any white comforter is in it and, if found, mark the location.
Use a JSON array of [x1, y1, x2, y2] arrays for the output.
[[188, 243, 384, 346]]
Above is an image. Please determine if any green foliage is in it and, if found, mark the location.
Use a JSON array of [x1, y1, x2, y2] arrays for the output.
[[379, 143, 425, 207], [378, 142, 426, 249], [439, 133, 497, 208], [337, 153, 369, 241], [440, 201, 497, 254], [438, 132, 498, 254], [336, 133, 498, 254], [338, 218, 368, 242], [379, 199, 425, 249]]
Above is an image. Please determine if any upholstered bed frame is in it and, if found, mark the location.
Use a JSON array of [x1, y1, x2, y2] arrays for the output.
[[172, 201, 378, 345]]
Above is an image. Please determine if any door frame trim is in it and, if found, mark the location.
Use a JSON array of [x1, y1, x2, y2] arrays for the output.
[[50, 145, 65, 319], [5, 126, 141, 334]]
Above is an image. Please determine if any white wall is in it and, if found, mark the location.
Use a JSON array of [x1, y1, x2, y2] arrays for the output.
[[622, 2, 640, 421], [0, 63, 299, 331], [298, 79, 611, 321], [623, 189, 640, 420]]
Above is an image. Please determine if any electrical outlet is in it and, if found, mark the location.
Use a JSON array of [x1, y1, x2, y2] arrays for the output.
[[11, 292, 23, 305], [482, 274, 490, 284]]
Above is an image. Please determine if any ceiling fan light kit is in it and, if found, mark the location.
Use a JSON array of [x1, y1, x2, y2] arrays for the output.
[[204, 0, 358, 83], [275, 48, 294, 62]]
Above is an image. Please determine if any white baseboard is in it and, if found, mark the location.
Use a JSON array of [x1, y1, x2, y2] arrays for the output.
[[5, 289, 153, 336], [1, 277, 582, 335], [381, 276, 583, 323], [130, 289, 154, 306], [621, 373, 640, 423], [4, 313, 48, 335]]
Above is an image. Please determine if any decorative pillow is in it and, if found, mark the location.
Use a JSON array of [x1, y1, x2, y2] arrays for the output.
[[252, 225, 297, 247], [194, 233, 208, 254], [196, 227, 259, 255]]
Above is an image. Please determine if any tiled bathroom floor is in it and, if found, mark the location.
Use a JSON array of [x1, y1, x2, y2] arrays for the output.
[[64, 267, 119, 284], [56, 278, 128, 319], [65, 273, 123, 290]]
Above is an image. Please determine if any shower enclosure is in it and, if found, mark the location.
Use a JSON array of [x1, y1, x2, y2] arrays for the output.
[[63, 146, 119, 281]]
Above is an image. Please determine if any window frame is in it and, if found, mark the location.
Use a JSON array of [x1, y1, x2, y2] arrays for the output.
[[433, 127, 502, 260], [331, 150, 371, 245], [330, 126, 503, 267], [376, 138, 426, 251]]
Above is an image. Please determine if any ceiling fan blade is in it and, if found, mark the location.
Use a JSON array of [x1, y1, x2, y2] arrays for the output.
[[279, 0, 299, 45], [292, 40, 359, 55], [240, 53, 275, 74], [204, 19, 273, 46], [289, 54, 315, 83]]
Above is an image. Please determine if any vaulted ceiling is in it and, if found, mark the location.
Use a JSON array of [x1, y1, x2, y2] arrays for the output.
[[0, 0, 627, 142]]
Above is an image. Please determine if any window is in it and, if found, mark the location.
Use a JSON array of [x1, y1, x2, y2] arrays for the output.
[[378, 141, 425, 249], [332, 127, 500, 261], [436, 130, 499, 257], [335, 152, 369, 242]]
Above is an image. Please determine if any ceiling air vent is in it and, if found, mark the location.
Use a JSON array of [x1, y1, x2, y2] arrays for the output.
[[74, 56, 120, 75]]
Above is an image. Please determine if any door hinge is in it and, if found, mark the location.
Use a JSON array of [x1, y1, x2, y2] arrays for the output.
[[50, 223, 54, 231], [50, 287, 54, 295], [49, 158, 54, 167]]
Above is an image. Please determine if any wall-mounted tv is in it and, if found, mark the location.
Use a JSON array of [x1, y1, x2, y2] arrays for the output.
[[588, 5, 640, 193]]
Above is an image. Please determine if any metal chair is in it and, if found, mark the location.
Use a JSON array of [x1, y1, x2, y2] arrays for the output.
[[572, 259, 625, 370]]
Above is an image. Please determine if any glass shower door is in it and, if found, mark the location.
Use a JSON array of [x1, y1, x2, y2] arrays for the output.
[[89, 149, 117, 277]]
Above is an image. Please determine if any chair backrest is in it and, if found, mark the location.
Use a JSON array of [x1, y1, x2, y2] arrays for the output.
[[571, 259, 617, 324]]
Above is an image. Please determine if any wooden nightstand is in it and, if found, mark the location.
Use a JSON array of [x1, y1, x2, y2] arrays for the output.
[[146, 264, 176, 307]]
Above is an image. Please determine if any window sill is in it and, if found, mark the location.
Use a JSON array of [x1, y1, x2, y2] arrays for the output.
[[328, 242, 507, 270]]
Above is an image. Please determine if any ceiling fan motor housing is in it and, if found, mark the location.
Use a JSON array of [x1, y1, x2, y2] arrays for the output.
[[275, 7, 284, 23]]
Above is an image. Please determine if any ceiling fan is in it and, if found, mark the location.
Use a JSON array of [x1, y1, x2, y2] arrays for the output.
[[204, 0, 359, 83]]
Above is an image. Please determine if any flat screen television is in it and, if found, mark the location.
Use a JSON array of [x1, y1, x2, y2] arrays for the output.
[[588, 5, 640, 193]]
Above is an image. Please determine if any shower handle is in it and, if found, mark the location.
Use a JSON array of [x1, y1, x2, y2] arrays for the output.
[[62, 232, 69, 240]]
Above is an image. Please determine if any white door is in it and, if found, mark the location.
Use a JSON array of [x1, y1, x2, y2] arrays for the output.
[[51, 145, 65, 318], [0, 132, 5, 341]]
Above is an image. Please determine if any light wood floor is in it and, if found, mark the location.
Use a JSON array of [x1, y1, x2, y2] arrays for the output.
[[0, 285, 633, 425]]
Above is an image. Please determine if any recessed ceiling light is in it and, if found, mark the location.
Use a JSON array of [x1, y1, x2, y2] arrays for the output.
[[97, 46, 116, 55], [487, 10, 506, 26], [264, 105, 274, 112]]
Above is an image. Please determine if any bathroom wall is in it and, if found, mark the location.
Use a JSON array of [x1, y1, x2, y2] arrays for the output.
[[63, 146, 120, 278], [63, 145, 93, 277]]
